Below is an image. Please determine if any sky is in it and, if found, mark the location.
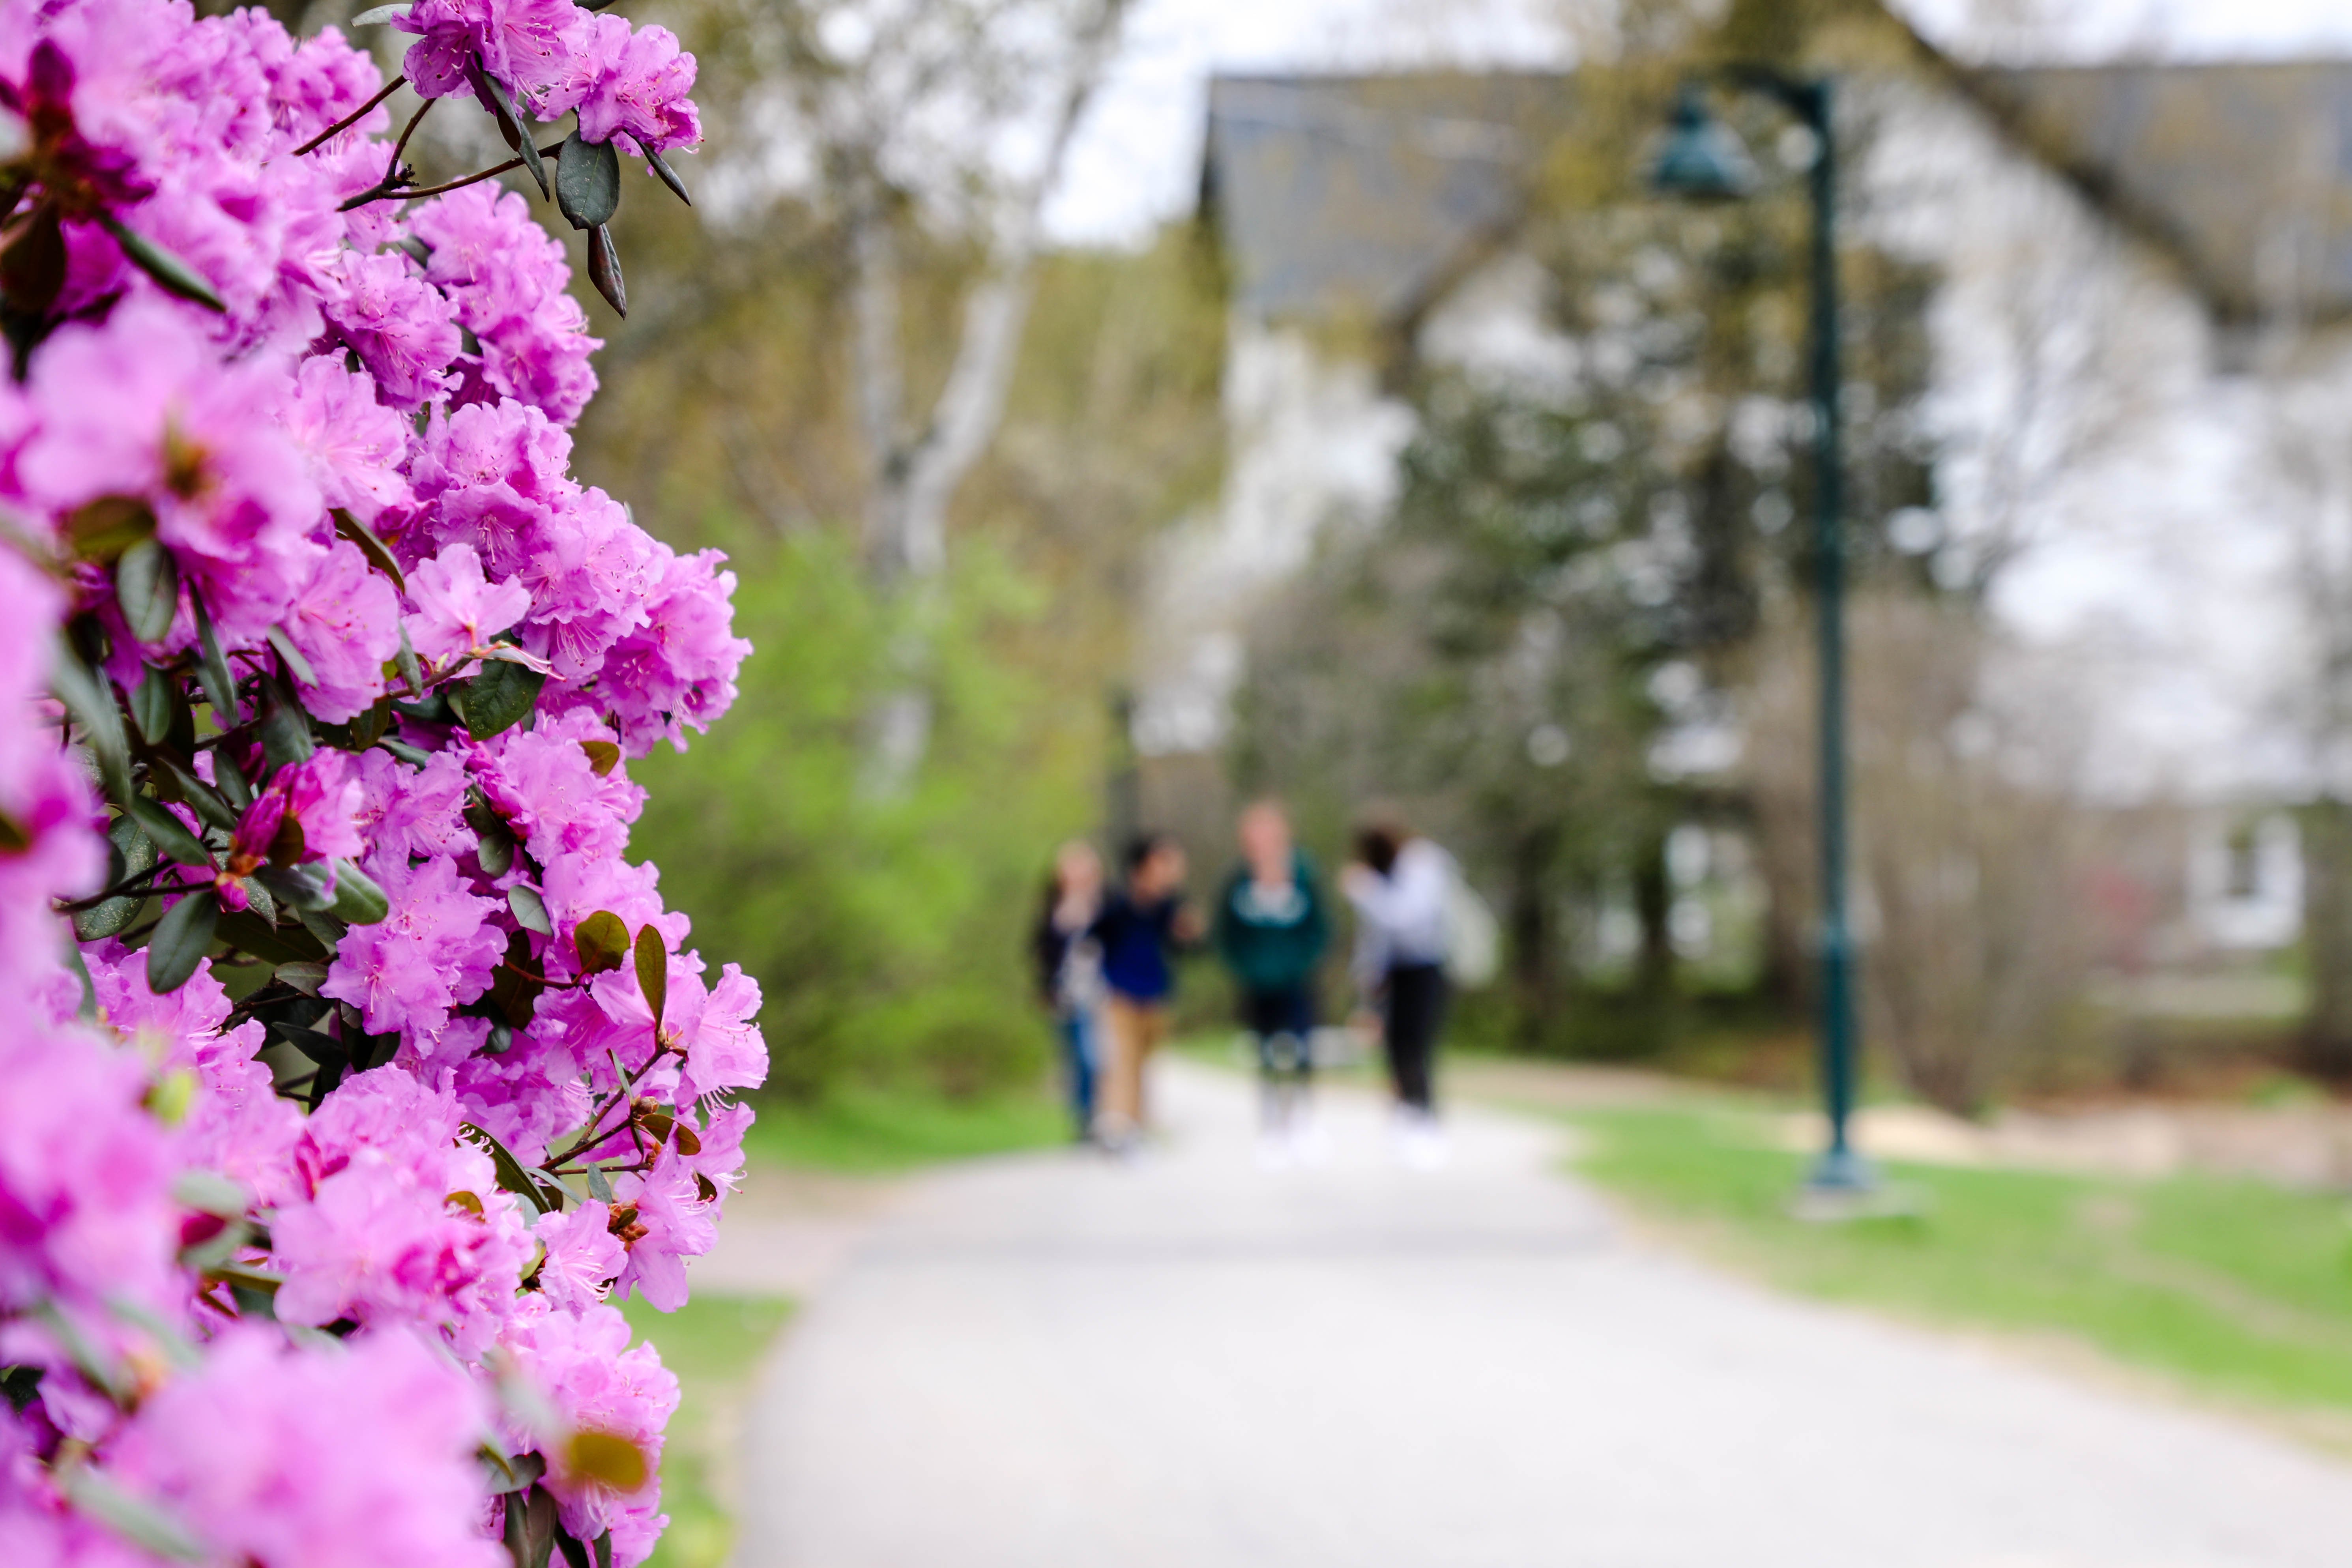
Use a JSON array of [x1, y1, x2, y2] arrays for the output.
[[1044, 0, 2352, 245]]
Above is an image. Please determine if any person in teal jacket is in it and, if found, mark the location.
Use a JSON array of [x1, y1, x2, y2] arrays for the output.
[[1213, 801, 1330, 1162]]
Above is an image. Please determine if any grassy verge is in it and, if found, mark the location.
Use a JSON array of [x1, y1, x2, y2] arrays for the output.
[[739, 1083, 1072, 1173], [621, 1293, 796, 1568], [1565, 1103, 2352, 1424]]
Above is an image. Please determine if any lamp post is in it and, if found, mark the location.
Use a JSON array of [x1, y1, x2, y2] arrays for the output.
[[1651, 73, 1871, 1194]]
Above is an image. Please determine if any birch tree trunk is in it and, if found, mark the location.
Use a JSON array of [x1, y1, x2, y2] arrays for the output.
[[853, 0, 1130, 794]]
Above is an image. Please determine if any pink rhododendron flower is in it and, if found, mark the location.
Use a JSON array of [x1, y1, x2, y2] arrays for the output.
[[547, 13, 699, 157], [230, 750, 364, 874], [321, 856, 505, 1035], [500, 1296, 678, 1556], [108, 1327, 508, 1568], [532, 1200, 625, 1310], [281, 539, 401, 722], [321, 250, 460, 409], [405, 541, 530, 665]]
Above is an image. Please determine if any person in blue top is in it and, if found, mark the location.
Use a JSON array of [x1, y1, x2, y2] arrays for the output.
[[1092, 833, 1200, 1149], [1212, 801, 1330, 1164]]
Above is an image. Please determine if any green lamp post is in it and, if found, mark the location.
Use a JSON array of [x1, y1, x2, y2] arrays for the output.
[[1651, 73, 1871, 1194]]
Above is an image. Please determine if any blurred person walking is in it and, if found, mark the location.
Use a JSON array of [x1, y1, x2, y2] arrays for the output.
[[1094, 834, 1200, 1151], [1343, 811, 1458, 1169], [1212, 801, 1331, 1167], [1032, 840, 1107, 1144]]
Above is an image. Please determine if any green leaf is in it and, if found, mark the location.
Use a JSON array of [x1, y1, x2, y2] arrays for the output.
[[348, 2, 410, 22], [505, 1482, 560, 1568], [276, 960, 329, 994], [191, 593, 238, 724], [266, 812, 305, 869], [265, 625, 318, 689], [555, 130, 620, 232], [584, 1164, 615, 1204], [96, 216, 225, 313], [256, 680, 315, 770], [394, 619, 425, 697], [573, 910, 629, 976], [264, 1018, 343, 1066], [150, 753, 239, 833], [464, 1121, 560, 1214], [487, 928, 544, 1028], [115, 539, 178, 644], [555, 1524, 593, 1568], [254, 862, 337, 913], [217, 907, 320, 965], [146, 888, 219, 995], [481, 1447, 548, 1497], [327, 858, 389, 925], [60, 1467, 208, 1562], [110, 812, 156, 876], [331, 508, 406, 593], [644, 147, 690, 207], [72, 892, 144, 942], [50, 641, 132, 803], [239, 872, 277, 927], [125, 796, 213, 869], [586, 222, 625, 318], [450, 657, 546, 739], [468, 58, 548, 199], [508, 883, 552, 935], [129, 666, 174, 746], [633, 924, 666, 1030], [578, 740, 620, 777], [170, 1169, 247, 1219], [293, 904, 348, 955]]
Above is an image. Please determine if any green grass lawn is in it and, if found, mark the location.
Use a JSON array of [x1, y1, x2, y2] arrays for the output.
[[1565, 1103, 2352, 1424], [620, 1293, 796, 1568], [739, 1083, 1072, 1173]]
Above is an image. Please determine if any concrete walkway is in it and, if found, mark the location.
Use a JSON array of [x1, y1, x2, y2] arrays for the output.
[[736, 1061, 2352, 1568]]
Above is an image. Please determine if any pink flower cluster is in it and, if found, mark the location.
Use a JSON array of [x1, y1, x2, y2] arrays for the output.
[[0, 1, 759, 1565]]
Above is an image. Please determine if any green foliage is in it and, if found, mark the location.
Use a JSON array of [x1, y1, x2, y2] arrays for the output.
[[1571, 1104, 2352, 1415], [737, 1083, 1070, 1173], [632, 532, 1096, 1100], [618, 1294, 795, 1568]]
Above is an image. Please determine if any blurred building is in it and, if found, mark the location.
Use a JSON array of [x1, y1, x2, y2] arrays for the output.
[[1138, 39, 2352, 969]]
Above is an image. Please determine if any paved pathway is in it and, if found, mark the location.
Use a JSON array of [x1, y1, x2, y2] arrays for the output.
[[737, 1061, 2352, 1568]]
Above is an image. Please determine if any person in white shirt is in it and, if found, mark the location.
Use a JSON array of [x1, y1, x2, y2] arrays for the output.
[[1341, 811, 1452, 1166]]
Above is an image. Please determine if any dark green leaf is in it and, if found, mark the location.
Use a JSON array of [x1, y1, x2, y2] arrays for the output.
[[110, 812, 156, 876], [579, 740, 620, 777], [239, 873, 276, 927], [508, 883, 552, 935], [72, 892, 144, 941], [125, 796, 213, 870], [593, 1531, 613, 1568], [151, 753, 239, 833], [97, 216, 225, 313], [256, 679, 314, 769], [464, 1121, 559, 1214], [394, 619, 425, 697], [60, 1467, 206, 1562], [554, 1524, 593, 1568], [254, 862, 336, 912], [504, 1482, 560, 1568], [210, 747, 251, 812], [129, 666, 174, 746], [276, 960, 329, 994], [146, 889, 219, 995], [574, 910, 629, 976], [481, 1447, 548, 1497], [331, 508, 406, 593], [450, 658, 547, 739], [349, 698, 393, 751], [327, 858, 389, 925], [293, 904, 348, 954], [265, 626, 318, 689], [191, 593, 238, 724], [216, 907, 320, 965], [555, 130, 620, 231], [50, 641, 132, 803], [585, 1164, 615, 1204], [380, 735, 432, 768], [266, 812, 305, 869], [644, 147, 690, 207], [586, 223, 625, 317], [116, 539, 178, 645], [486, 928, 543, 1027], [468, 58, 548, 199], [634, 924, 666, 1029], [264, 1017, 344, 1067]]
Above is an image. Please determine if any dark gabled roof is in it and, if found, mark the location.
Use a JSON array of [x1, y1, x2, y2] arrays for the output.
[[1203, 62, 2352, 327], [1968, 60, 2352, 320], [1201, 73, 1570, 322]]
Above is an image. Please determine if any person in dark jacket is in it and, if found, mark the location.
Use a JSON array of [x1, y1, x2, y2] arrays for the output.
[[1213, 801, 1329, 1162], [1092, 833, 1200, 1149], [1031, 840, 1105, 1143]]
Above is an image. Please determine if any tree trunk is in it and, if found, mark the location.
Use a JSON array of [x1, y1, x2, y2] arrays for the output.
[[2302, 797, 2352, 1078]]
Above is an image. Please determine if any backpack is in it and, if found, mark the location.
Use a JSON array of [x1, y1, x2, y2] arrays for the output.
[[1439, 857, 1501, 990]]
